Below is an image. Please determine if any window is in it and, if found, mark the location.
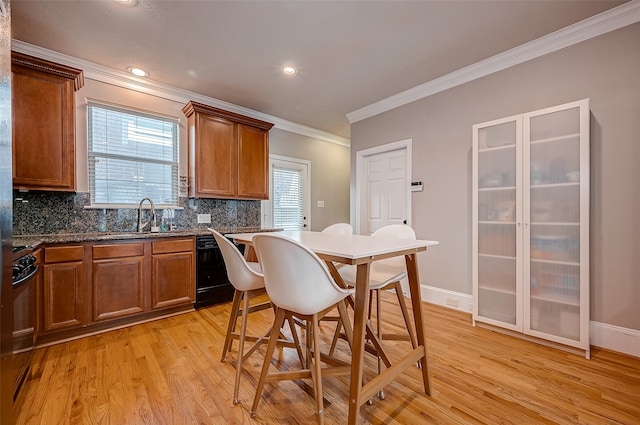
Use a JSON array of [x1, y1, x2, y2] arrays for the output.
[[88, 102, 178, 206], [262, 156, 310, 230]]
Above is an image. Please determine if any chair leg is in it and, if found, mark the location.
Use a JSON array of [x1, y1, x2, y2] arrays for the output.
[[328, 318, 342, 357], [305, 319, 313, 369], [311, 314, 325, 425], [221, 289, 242, 362], [375, 289, 385, 400], [233, 290, 251, 404], [251, 307, 287, 418], [286, 313, 305, 367], [394, 281, 418, 349]]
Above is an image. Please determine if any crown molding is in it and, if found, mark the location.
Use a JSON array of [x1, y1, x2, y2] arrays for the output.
[[347, 0, 640, 124], [11, 39, 351, 147]]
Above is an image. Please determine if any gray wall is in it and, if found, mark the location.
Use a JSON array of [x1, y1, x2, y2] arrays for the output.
[[350, 23, 640, 331], [269, 128, 350, 231]]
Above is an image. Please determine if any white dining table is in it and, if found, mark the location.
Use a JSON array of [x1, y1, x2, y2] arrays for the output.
[[225, 230, 439, 424]]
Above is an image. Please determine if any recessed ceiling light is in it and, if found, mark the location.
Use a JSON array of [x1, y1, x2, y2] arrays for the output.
[[282, 66, 297, 75], [127, 67, 148, 77]]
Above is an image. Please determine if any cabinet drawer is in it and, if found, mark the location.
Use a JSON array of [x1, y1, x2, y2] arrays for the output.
[[93, 243, 145, 260], [152, 238, 194, 254], [45, 245, 84, 263]]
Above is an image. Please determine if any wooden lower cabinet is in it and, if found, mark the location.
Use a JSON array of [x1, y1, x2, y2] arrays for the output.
[[92, 243, 145, 321], [43, 245, 85, 331], [38, 237, 195, 344], [152, 239, 195, 309]]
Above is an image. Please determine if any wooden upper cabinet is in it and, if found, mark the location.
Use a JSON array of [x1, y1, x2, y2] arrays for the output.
[[237, 123, 270, 199], [11, 52, 84, 191], [182, 101, 273, 200]]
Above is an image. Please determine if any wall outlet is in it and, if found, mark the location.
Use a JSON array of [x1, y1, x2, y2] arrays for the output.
[[197, 213, 211, 224], [446, 298, 459, 308], [317, 200, 325, 208]]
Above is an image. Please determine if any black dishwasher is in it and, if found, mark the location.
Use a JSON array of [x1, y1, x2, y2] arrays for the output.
[[194, 234, 240, 308]]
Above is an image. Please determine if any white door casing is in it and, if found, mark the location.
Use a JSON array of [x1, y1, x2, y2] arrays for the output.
[[355, 139, 412, 235]]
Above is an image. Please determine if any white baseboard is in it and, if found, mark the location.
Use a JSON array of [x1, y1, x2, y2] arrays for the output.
[[419, 285, 640, 358], [590, 321, 640, 358], [420, 285, 473, 313]]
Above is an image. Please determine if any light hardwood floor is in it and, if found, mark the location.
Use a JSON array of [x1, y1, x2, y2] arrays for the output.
[[17, 293, 640, 424]]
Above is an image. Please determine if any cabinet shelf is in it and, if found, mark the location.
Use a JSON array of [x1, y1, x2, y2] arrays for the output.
[[530, 182, 580, 190], [530, 222, 579, 227], [531, 293, 579, 307], [478, 285, 516, 296], [530, 258, 579, 267], [478, 144, 516, 153], [478, 253, 516, 261], [479, 220, 516, 225], [478, 186, 516, 192], [530, 133, 579, 145]]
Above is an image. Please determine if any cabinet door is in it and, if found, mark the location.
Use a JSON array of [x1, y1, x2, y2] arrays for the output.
[[12, 65, 76, 191], [523, 99, 589, 349], [192, 113, 236, 198], [43, 262, 84, 331], [473, 115, 523, 331], [92, 256, 145, 321], [237, 124, 269, 199], [152, 252, 195, 309]]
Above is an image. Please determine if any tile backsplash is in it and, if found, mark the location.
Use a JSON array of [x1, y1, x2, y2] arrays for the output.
[[13, 191, 261, 235]]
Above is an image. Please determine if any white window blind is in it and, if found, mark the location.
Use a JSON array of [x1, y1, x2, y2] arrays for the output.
[[88, 103, 178, 206], [272, 166, 304, 230]]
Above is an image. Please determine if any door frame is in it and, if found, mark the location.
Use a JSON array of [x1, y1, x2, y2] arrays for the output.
[[355, 139, 412, 234], [261, 154, 311, 230]]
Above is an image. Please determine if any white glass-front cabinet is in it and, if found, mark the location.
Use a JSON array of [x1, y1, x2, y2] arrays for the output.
[[472, 99, 590, 358]]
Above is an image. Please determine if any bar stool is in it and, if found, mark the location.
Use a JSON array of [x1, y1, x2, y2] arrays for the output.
[[250, 234, 354, 425], [210, 229, 303, 405]]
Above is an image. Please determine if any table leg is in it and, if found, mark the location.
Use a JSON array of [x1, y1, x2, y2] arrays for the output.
[[348, 263, 370, 425], [405, 252, 431, 395]]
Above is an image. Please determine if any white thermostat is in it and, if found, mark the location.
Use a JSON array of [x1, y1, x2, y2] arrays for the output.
[[411, 181, 423, 192]]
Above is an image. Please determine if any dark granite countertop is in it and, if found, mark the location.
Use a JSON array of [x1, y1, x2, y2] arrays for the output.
[[13, 227, 280, 249]]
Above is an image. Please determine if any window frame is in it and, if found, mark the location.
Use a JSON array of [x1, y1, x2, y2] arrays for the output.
[[87, 101, 180, 208]]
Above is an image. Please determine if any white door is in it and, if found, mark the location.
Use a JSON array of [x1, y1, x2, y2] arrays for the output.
[[262, 155, 311, 231], [356, 140, 411, 235]]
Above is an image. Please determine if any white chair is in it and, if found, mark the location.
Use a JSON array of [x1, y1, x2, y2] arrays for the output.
[[250, 234, 354, 425], [210, 229, 303, 405], [321, 222, 353, 235], [335, 224, 419, 398]]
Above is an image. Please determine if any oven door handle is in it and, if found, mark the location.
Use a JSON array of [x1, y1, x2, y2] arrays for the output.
[[12, 265, 38, 288]]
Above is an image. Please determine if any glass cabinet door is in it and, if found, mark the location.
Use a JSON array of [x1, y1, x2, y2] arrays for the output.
[[523, 100, 589, 346], [473, 116, 522, 331]]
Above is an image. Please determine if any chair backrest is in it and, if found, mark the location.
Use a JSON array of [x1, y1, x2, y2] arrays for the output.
[[209, 229, 264, 292], [371, 224, 416, 270], [253, 234, 352, 316], [372, 224, 416, 240], [322, 223, 353, 235]]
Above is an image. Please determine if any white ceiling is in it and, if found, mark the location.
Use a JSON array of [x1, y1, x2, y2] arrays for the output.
[[10, 0, 627, 140]]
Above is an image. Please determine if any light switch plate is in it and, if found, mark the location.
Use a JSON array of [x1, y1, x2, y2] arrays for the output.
[[317, 200, 325, 208], [197, 213, 211, 224]]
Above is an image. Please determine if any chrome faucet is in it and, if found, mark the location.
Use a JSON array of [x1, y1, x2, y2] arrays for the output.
[[137, 197, 157, 232]]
